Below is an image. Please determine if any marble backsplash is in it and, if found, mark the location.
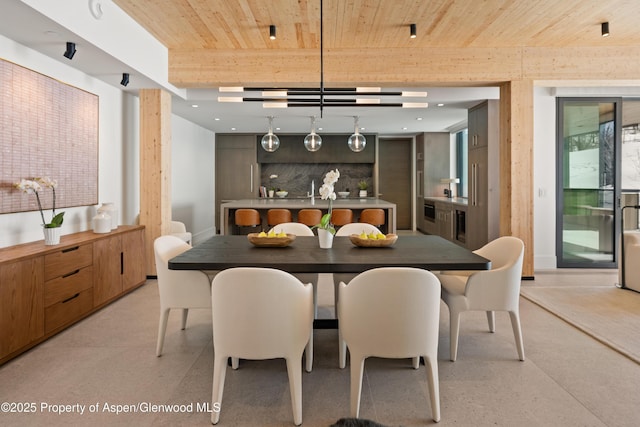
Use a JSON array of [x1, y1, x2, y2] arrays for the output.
[[261, 163, 373, 198]]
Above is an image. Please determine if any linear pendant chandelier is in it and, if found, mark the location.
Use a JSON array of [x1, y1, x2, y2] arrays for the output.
[[218, 0, 427, 117]]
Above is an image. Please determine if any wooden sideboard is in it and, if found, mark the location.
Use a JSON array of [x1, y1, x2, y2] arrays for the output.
[[0, 225, 146, 365]]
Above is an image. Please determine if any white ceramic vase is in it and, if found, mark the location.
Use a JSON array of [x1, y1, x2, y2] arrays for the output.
[[359, 190, 367, 198], [43, 226, 61, 245], [318, 228, 334, 249], [98, 202, 118, 229], [93, 212, 112, 233]]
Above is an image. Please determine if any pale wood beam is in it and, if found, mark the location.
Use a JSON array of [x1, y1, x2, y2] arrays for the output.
[[500, 80, 534, 278], [169, 46, 640, 87], [139, 89, 172, 276]]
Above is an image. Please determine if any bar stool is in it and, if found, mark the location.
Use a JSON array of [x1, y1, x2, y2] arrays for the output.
[[267, 209, 292, 227], [331, 209, 353, 227], [297, 209, 322, 227], [234, 209, 261, 235], [360, 209, 385, 227]]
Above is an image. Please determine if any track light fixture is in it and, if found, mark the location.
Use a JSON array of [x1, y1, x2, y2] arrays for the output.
[[63, 42, 76, 60], [261, 116, 280, 152], [269, 25, 276, 40], [120, 73, 130, 87], [348, 116, 366, 152], [601, 22, 610, 37], [304, 116, 322, 152], [410, 23, 417, 39]]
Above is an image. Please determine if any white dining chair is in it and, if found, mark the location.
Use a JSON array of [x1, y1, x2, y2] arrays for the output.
[[210, 267, 313, 425], [335, 222, 381, 237], [268, 221, 315, 236], [268, 222, 317, 365], [333, 223, 381, 368], [268, 222, 317, 308], [154, 235, 211, 356], [170, 220, 192, 244], [338, 267, 441, 423], [436, 236, 525, 361]]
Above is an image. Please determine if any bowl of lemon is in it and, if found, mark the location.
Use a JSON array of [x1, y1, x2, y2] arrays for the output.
[[349, 232, 398, 247], [247, 230, 296, 247]]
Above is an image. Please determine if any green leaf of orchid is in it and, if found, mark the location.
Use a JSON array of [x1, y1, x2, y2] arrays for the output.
[[46, 212, 65, 228]]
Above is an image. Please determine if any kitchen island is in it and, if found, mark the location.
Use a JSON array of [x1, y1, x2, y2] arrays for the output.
[[220, 198, 396, 235]]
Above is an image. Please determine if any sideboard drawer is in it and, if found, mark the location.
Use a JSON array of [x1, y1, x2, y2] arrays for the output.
[[44, 244, 93, 281], [44, 288, 93, 334], [44, 266, 93, 308]]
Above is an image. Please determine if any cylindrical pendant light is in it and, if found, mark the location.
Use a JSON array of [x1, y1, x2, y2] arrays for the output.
[[269, 25, 277, 40], [347, 116, 366, 152], [304, 116, 322, 152], [261, 116, 280, 152]]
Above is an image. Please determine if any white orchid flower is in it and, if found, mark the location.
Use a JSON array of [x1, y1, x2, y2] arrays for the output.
[[319, 183, 334, 200], [323, 169, 340, 186], [314, 169, 340, 234], [36, 177, 58, 188], [15, 179, 42, 194]]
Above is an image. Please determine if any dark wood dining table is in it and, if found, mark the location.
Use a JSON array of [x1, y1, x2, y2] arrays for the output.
[[168, 234, 491, 273], [168, 234, 490, 328]]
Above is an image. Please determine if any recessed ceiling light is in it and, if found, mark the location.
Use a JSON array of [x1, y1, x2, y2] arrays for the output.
[[214, 117, 220, 121], [231, 127, 237, 131], [402, 127, 408, 130], [416, 117, 423, 121], [318, 127, 323, 131], [437, 103, 444, 107], [276, 127, 281, 131], [191, 104, 198, 108]]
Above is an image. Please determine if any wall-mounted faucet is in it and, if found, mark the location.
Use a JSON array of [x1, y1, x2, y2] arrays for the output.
[[308, 179, 315, 204]]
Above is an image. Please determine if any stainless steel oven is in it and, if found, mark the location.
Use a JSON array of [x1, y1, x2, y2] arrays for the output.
[[424, 203, 436, 223]]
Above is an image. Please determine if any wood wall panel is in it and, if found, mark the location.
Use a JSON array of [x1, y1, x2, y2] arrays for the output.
[[139, 89, 172, 276]]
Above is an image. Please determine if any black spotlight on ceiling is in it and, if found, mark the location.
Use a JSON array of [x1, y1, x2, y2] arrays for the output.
[[410, 23, 417, 39], [269, 25, 276, 40], [601, 22, 610, 37], [63, 42, 76, 60], [120, 73, 130, 87]]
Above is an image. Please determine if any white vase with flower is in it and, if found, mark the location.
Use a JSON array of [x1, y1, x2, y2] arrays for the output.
[[14, 177, 65, 245], [312, 169, 340, 248]]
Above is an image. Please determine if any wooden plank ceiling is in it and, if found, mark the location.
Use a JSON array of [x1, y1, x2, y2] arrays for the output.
[[113, 0, 640, 87]]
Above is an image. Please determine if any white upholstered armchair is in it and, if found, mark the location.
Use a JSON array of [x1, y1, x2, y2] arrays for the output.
[[619, 231, 640, 292]]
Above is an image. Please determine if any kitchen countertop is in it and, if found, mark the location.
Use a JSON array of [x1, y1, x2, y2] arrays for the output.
[[221, 198, 396, 208], [423, 196, 468, 207]]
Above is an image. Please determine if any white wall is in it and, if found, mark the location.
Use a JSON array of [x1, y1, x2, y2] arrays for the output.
[[0, 33, 134, 248], [171, 115, 216, 244], [533, 86, 558, 269], [0, 34, 215, 248]]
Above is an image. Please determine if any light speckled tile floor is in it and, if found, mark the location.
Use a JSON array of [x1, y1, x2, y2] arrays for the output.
[[1, 269, 639, 427]]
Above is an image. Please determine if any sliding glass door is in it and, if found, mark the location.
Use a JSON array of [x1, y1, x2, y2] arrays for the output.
[[557, 98, 621, 268]]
